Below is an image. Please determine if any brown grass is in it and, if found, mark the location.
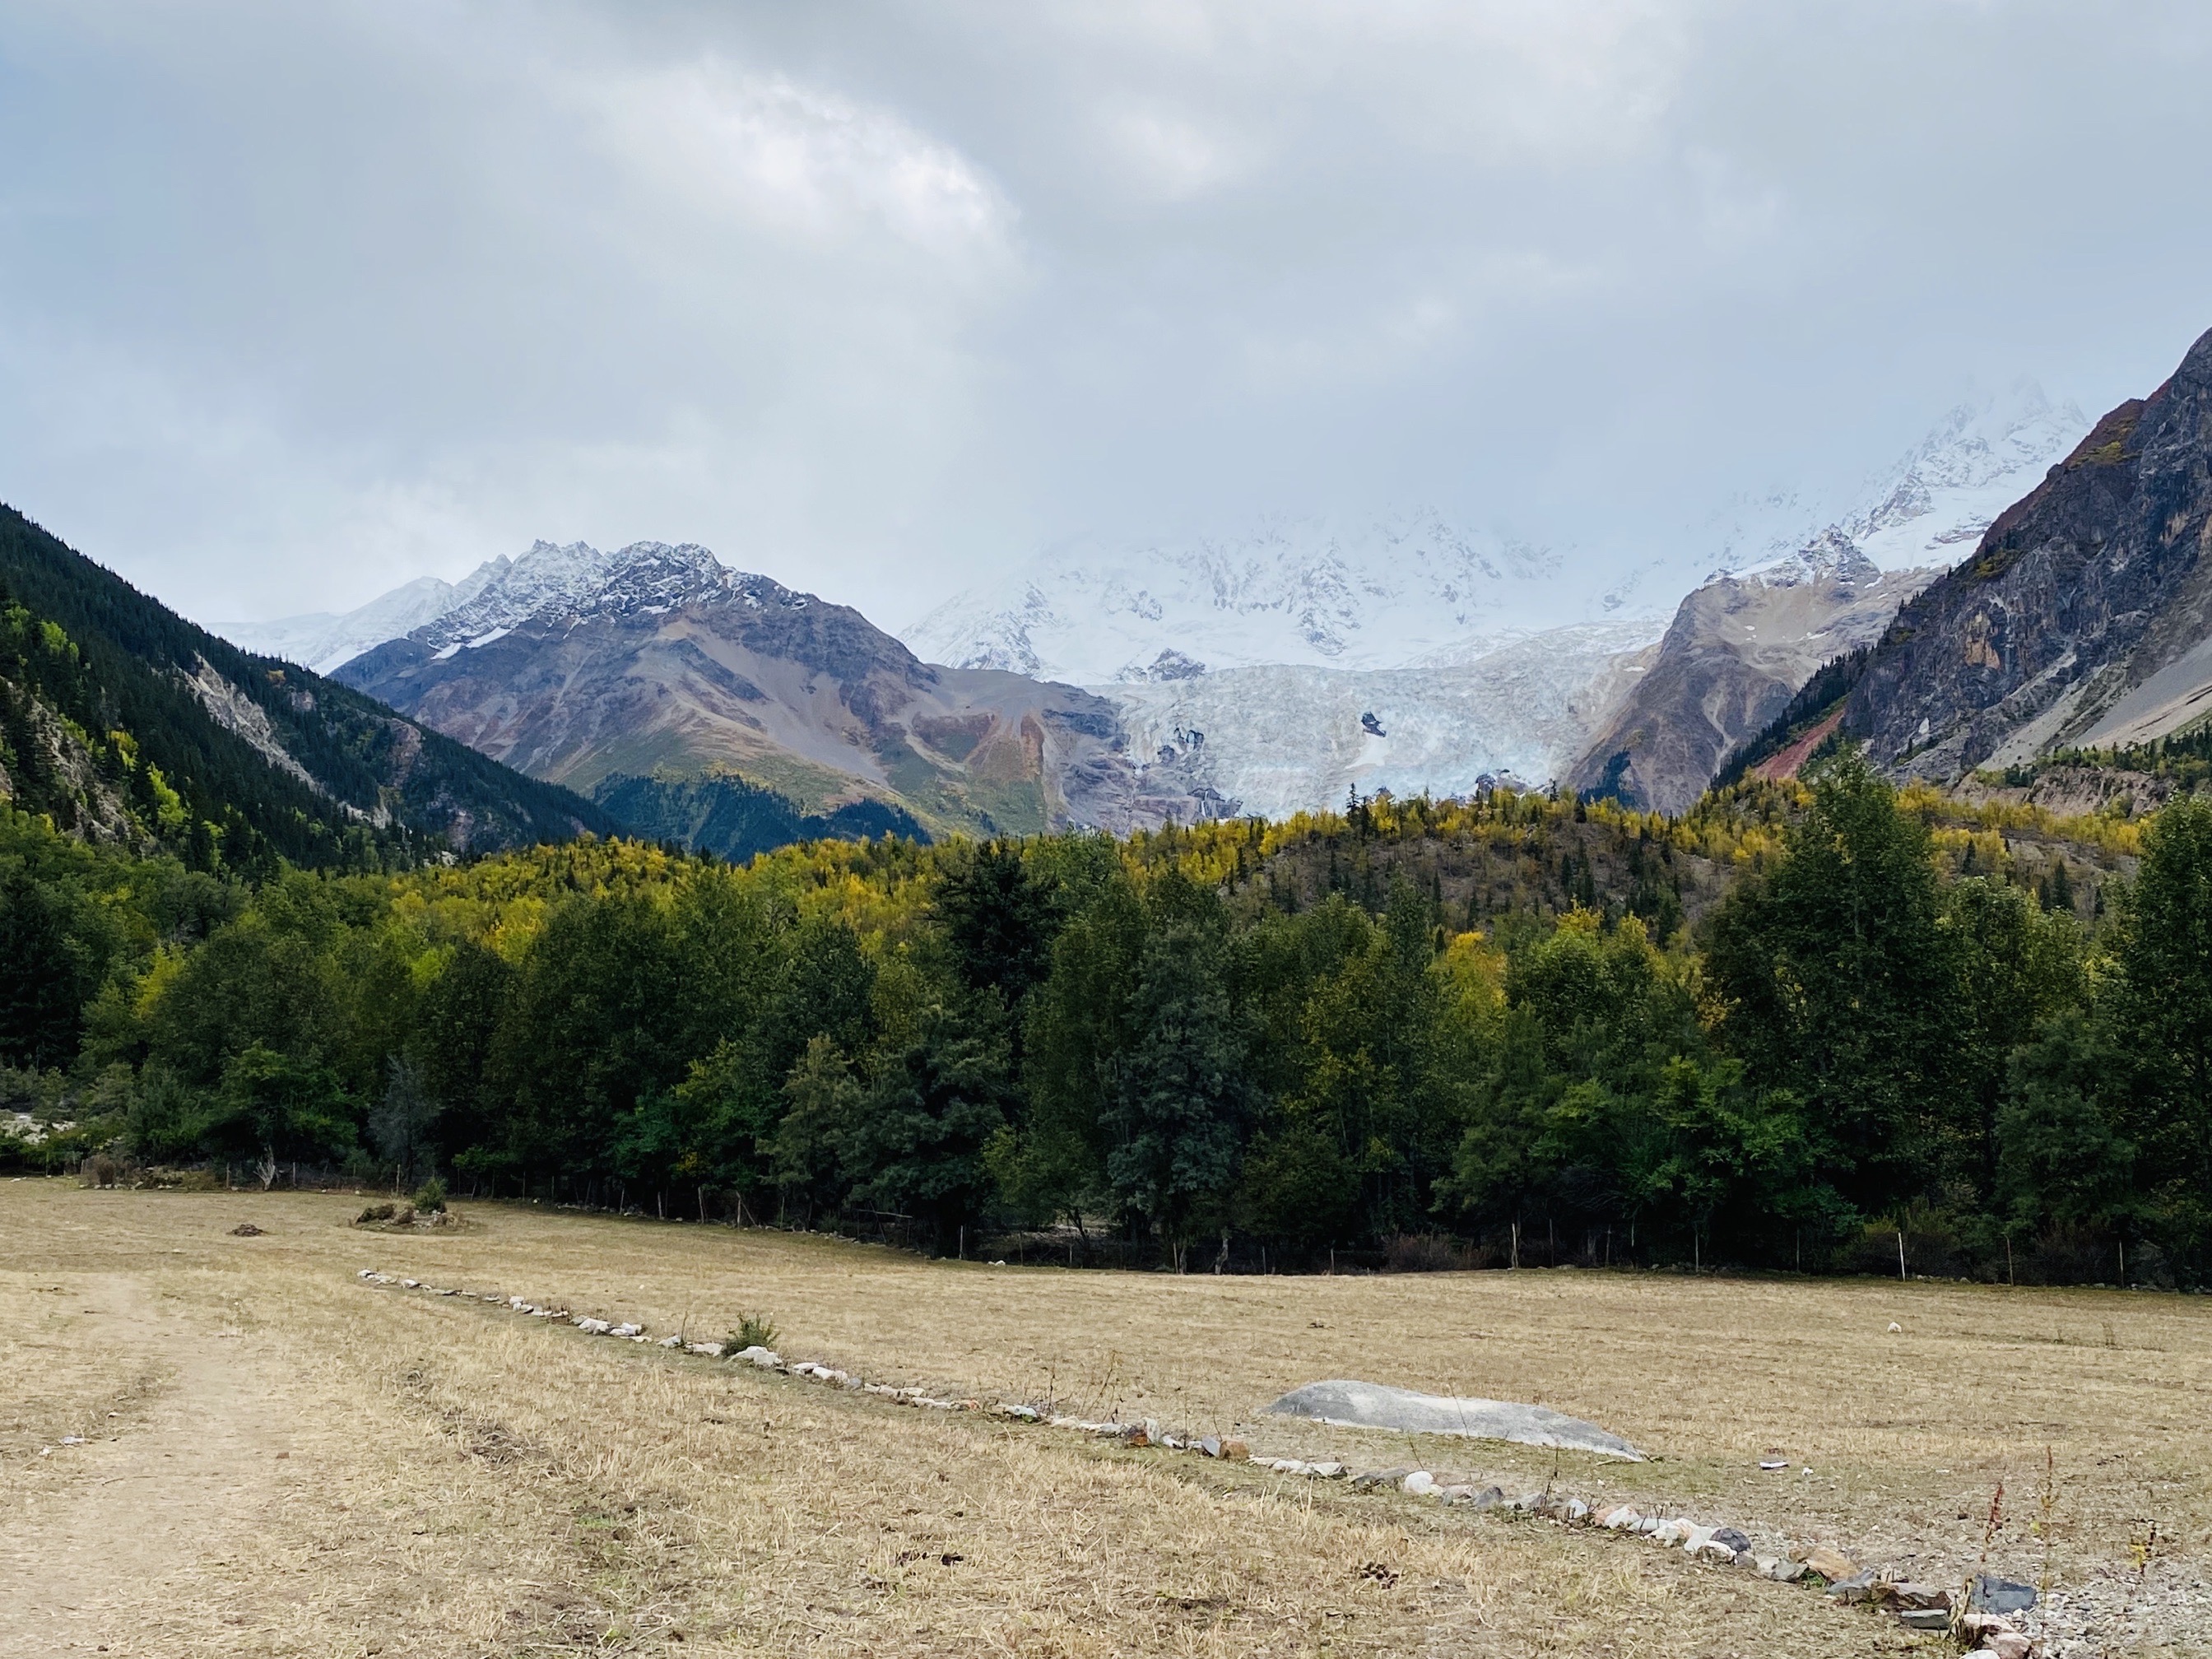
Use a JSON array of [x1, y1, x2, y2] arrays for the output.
[[2, 1182, 2205, 1654]]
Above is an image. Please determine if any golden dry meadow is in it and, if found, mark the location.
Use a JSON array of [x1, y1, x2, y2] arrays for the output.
[[0, 1182, 2205, 1657]]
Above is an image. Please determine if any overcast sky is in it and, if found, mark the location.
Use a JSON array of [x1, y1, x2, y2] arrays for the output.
[[4, 0, 2211, 630]]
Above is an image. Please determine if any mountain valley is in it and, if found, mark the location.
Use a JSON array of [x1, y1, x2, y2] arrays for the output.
[[214, 374, 2196, 846]]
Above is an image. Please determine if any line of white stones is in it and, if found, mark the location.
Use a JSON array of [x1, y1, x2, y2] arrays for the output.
[[356, 1266, 2038, 1657]]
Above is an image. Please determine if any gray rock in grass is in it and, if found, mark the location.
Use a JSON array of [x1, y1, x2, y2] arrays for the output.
[[1262, 1380, 1643, 1461], [1968, 1575, 2039, 1615]]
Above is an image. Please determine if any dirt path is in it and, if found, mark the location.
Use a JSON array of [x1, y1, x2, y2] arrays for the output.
[[0, 1272, 285, 1657]]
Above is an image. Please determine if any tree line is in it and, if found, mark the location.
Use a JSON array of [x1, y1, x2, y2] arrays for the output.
[[3, 755, 2206, 1284]]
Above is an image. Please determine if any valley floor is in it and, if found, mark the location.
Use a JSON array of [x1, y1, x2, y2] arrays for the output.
[[0, 1184, 2203, 1656]]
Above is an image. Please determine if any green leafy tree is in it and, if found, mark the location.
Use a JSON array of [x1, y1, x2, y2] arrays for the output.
[[1996, 1011, 2135, 1238], [768, 1034, 867, 1221], [845, 1017, 1011, 1252], [205, 1043, 354, 1169], [1940, 876, 2085, 1201], [0, 862, 101, 1067], [1103, 892, 1257, 1270], [1702, 754, 1954, 1220], [2102, 797, 2212, 1270], [1002, 876, 1145, 1227]]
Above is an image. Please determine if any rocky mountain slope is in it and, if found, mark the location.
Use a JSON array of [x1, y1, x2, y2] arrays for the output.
[[0, 504, 614, 866], [1568, 389, 2085, 812], [1566, 542, 1943, 815], [1842, 326, 2212, 776], [324, 541, 1209, 839]]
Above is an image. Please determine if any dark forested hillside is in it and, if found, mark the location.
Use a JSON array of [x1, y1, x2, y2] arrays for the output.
[[0, 504, 618, 870]]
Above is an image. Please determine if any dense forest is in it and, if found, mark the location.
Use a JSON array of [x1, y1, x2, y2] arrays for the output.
[[3, 751, 2205, 1285]]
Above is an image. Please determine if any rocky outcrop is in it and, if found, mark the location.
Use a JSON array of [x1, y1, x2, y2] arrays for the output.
[[1568, 541, 1940, 815], [1845, 327, 2212, 775]]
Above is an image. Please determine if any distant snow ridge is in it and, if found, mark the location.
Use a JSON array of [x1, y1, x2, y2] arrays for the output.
[[904, 509, 1651, 684], [228, 540, 735, 672], [408, 540, 730, 653], [1716, 381, 2086, 583]]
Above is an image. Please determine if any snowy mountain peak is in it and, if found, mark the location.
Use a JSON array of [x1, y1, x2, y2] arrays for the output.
[[228, 540, 739, 671], [1716, 383, 2088, 588], [904, 509, 1608, 684], [415, 539, 731, 649]]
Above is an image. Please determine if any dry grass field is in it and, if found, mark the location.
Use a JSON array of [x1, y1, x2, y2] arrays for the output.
[[0, 1182, 2204, 1657]]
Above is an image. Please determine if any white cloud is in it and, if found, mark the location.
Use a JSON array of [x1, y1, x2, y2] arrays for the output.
[[1, 0, 2210, 634], [575, 58, 1016, 267]]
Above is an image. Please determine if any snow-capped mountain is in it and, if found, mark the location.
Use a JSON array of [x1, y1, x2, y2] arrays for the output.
[[228, 540, 734, 672], [223, 382, 2094, 831], [1703, 381, 2088, 583], [903, 510, 1667, 683], [295, 538, 1222, 841], [222, 568, 493, 676], [1566, 383, 2089, 813]]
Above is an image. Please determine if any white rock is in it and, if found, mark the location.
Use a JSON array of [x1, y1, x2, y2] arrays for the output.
[[734, 1345, 782, 1368], [1403, 1471, 1437, 1496], [658, 1336, 683, 1348], [1310, 1462, 1345, 1479], [402, 1279, 420, 1289], [688, 1341, 724, 1356], [1564, 1498, 1589, 1521], [611, 1322, 642, 1338], [574, 1317, 612, 1335], [1603, 1507, 1642, 1530], [357, 1269, 375, 1278]]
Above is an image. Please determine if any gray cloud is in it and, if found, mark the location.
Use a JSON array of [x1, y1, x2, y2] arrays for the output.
[[2, 0, 2210, 629]]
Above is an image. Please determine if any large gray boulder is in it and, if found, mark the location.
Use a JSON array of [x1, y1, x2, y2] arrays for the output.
[[1262, 1379, 1643, 1461]]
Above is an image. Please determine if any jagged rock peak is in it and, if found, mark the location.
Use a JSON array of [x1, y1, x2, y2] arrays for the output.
[[413, 539, 757, 650]]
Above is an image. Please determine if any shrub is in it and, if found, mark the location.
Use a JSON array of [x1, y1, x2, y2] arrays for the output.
[[411, 1177, 448, 1214], [356, 1201, 396, 1224], [725, 1313, 779, 1354]]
